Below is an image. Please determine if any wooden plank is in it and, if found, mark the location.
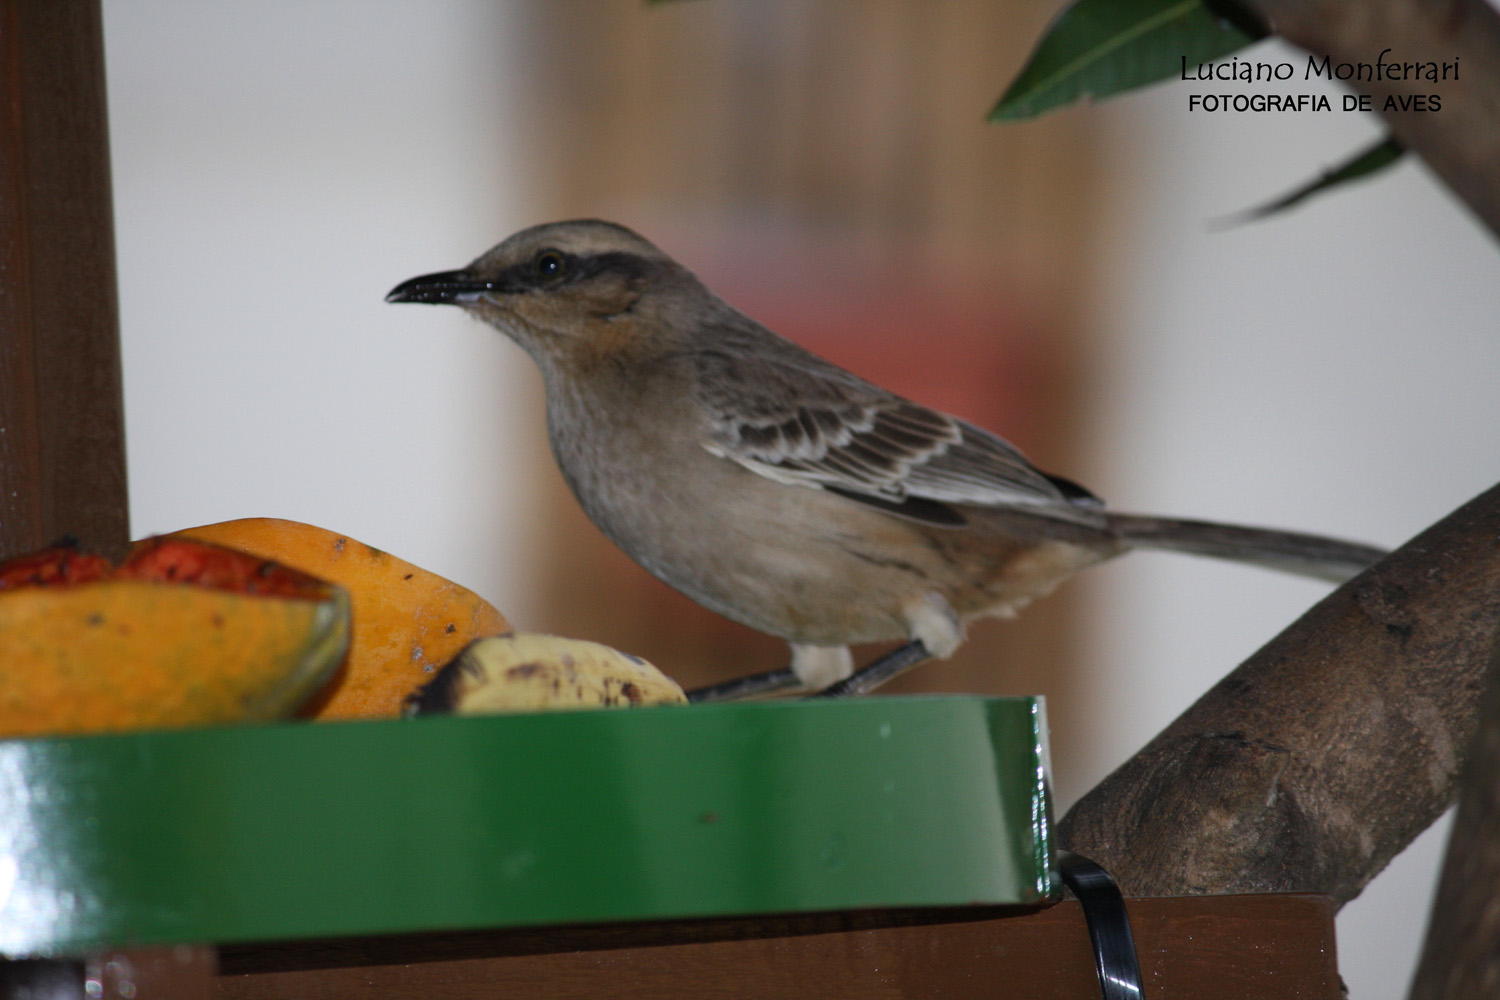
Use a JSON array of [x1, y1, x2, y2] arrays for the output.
[[0, 948, 216, 1000], [0, 0, 129, 561], [218, 894, 1340, 1000], [89, 948, 217, 1000]]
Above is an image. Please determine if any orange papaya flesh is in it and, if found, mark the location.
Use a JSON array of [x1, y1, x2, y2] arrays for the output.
[[0, 546, 112, 589], [0, 538, 350, 739], [171, 519, 511, 721], [123, 535, 333, 598]]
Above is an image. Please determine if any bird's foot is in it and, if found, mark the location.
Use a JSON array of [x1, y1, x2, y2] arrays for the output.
[[807, 639, 932, 698]]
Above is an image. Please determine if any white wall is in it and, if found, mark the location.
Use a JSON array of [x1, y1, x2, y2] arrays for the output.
[[102, 9, 1494, 997], [1083, 38, 1500, 1000], [104, 0, 539, 621]]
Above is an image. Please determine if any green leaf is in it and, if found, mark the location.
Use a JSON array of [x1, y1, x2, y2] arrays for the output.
[[1215, 136, 1407, 227], [991, 0, 1258, 120]]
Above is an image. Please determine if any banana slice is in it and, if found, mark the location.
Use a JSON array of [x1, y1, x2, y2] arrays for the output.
[[405, 633, 686, 716]]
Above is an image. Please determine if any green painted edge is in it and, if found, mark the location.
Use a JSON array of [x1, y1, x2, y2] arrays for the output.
[[0, 695, 1054, 958]]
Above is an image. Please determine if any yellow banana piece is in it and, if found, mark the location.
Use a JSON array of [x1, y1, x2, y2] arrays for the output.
[[405, 633, 686, 716]]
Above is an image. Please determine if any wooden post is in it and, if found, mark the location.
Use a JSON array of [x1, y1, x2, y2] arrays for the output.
[[0, 0, 129, 561], [0, 0, 132, 992]]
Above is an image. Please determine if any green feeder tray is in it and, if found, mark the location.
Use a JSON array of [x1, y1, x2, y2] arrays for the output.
[[0, 695, 1054, 958]]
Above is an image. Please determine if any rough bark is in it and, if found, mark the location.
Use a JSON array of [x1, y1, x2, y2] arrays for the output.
[[1245, 0, 1500, 240], [1059, 482, 1500, 905], [1407, 643, 1500, 1000], [1065, 5, 1500, 991]]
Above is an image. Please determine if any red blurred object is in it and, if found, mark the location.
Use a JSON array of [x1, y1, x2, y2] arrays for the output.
[[0, 537, 330, 600], [0, 545, 113, 589]]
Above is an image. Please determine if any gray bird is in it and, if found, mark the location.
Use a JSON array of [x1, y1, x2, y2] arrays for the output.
[[387, 219, 1385, 698]]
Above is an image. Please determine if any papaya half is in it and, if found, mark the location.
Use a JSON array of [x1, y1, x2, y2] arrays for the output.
[[170, 519, 512, 720], [0, 538, 349, 739]]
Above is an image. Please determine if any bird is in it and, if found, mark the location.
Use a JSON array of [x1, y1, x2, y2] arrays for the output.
[[387, 219, 1386, 699]]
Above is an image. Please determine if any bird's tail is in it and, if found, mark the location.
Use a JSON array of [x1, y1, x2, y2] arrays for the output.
[[1105, 513, 1386, 584]]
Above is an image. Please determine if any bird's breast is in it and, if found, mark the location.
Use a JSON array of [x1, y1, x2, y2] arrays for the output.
[[536, 374, 1106, 645]]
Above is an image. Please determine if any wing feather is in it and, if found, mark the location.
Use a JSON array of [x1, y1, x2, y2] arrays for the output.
[[689, 341, 1103, 526]]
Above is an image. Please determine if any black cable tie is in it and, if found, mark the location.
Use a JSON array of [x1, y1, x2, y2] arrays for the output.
[[1055, 850, 1145, 1000]]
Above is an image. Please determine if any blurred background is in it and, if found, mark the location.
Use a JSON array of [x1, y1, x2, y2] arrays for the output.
[[102, 2, 1500, 996]]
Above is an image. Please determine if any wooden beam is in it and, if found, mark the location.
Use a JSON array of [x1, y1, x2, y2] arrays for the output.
[[217, 894, 1340, 1000], [0, 0, 129, 561]]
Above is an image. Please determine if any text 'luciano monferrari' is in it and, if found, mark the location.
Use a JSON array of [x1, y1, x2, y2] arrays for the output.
[[1182, 48, 1460, 84]]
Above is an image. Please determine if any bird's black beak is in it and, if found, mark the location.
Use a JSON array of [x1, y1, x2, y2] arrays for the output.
[[385, 269, 496, 305]]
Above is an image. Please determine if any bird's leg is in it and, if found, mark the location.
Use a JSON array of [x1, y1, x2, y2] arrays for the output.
[[685, 644, 851, 703], [807, 639, 932, 698], [809, 594, 955, 697], [686, 639, 938, 702], [686, 666, 800, 703]]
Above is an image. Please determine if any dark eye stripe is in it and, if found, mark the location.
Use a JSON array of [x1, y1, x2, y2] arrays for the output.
[[573, 251, 651, 284], [503, 249, 651, 292]]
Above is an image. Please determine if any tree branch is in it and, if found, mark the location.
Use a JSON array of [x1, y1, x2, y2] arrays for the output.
[[1408, 643, 1500, 999], [1059, 482, 1500, 905], [1245, 0, 1500, 239]]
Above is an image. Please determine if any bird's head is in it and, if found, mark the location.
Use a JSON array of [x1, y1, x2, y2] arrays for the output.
[[386, 219, 706, 373]]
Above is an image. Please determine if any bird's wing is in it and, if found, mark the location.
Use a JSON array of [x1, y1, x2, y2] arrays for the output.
[[691, 347, 1102, 525]]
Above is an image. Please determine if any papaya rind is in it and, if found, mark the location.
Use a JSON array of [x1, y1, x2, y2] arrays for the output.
[[173, 518, 511, 720], [0, 580, 350, 738]]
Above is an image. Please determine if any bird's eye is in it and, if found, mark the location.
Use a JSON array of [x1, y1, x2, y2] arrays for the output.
[[533, 250, 568, 281]]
